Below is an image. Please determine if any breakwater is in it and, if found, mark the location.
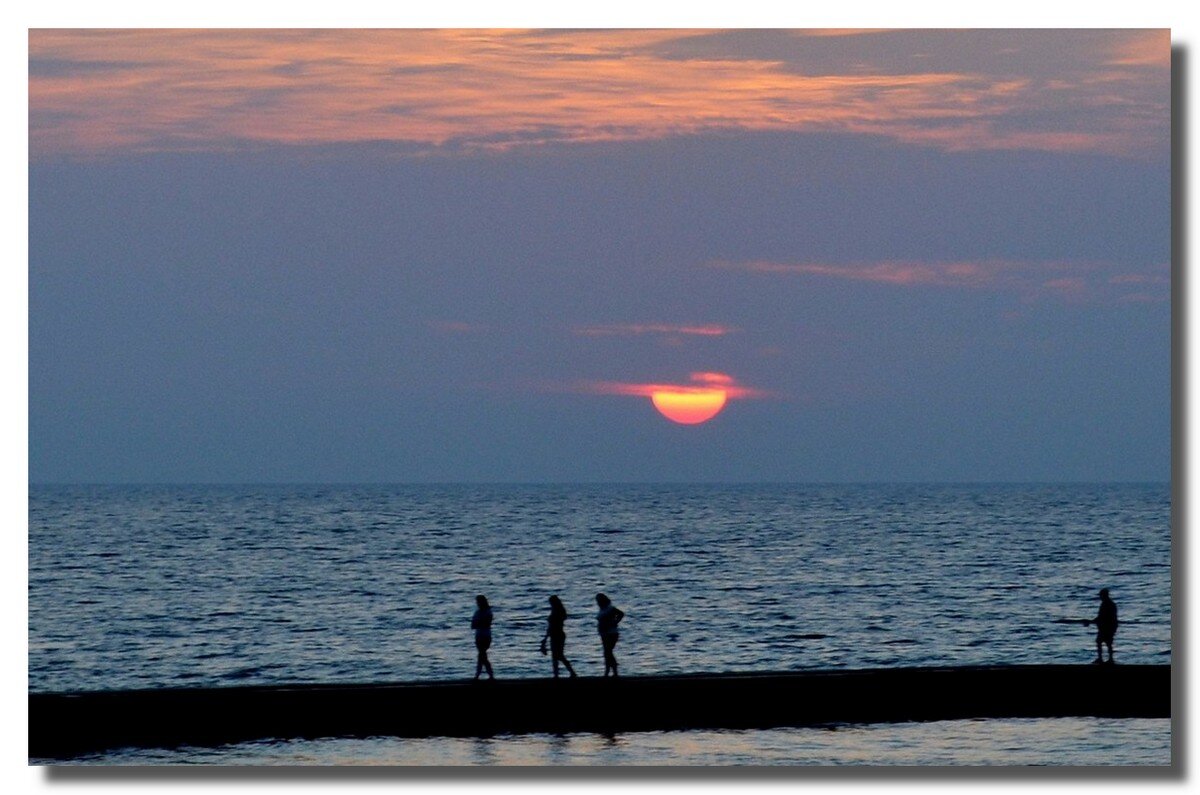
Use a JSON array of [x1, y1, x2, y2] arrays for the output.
[[29, 664, 1169, 760]]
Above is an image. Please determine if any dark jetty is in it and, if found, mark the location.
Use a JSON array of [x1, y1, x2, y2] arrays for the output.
[[30, 664, 1169, 760]]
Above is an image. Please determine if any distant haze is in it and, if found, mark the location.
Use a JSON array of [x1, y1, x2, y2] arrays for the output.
[[29, 29, 1170, 483]]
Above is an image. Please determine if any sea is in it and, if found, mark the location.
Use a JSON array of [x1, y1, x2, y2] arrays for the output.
[[28, 483, 1172, 766]]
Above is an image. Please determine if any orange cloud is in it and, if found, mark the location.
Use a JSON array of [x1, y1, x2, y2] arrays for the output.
[[1106, 30, 1171, 68], [793, 30, 892, 38], [29, 29, 1168, 158]]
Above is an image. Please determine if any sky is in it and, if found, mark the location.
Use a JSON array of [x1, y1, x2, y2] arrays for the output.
[[27, 28, 1171, 483]]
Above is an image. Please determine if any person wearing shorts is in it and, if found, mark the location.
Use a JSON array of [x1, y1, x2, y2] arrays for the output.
[[472, 594, 495, 680], [540, 594, 577, 678], [1085, 588, 1118, 664], [595, 593, 625, 677]]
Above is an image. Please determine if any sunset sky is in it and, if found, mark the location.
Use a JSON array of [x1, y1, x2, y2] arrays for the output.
[[28, 29, 1170, 482]]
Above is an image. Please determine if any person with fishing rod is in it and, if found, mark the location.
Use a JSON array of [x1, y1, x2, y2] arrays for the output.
[[1054, 588, 1119, 663]]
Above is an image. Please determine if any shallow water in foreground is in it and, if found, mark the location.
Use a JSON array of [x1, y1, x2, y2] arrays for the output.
[[46, 718, 1170, 766]]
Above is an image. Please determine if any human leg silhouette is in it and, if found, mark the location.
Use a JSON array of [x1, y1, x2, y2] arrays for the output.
[[602, 635, 619, 677], [475, 637, 494, 679]]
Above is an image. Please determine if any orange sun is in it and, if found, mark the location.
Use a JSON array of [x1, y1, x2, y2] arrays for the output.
[[651, 389, 727, 424], [578, 370, 761, 425]]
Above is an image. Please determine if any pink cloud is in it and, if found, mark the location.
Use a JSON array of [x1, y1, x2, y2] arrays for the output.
[[574, 371, 768, 400], [1105, 266, 1170, 304], [713, 258, 1171, 306], [690, 372, 735, 386], [1117, 292, 1169, 304], [713, 259, 1004, 287], [1038, 278, 1090, 303], [573, 323, 737, 337], [428, 320, 485, 334], [1109, 272, 1170, 285]]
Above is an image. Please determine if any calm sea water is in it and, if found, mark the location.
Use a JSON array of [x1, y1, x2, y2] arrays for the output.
[[28, 483, 1171, 765]]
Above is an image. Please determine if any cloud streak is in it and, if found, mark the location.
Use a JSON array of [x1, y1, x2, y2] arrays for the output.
[[29, 29, 1168, 158], [427, 320, 487, 334], [719, 259, 997, 287], [712, 259, 1170, 304], [573, 371, 768, 400], [573, 323, 737, 337]]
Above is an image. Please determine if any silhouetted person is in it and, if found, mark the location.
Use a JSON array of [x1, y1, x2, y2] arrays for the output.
[[1084, 588, 1118, 664], [595, 593, 625, 677], [472, 595, 494, 680], [540, 595, 577, 678]]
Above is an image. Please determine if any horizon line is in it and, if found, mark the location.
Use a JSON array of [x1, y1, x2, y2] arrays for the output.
[[28, 479, 1171, 488]]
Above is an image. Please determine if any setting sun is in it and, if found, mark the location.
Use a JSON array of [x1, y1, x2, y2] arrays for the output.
[[651, 389, 727, 424], [575, 371, 764, 425]]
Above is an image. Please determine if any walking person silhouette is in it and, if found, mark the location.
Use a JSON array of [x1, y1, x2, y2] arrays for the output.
[[595, 593, 625, 677], [540, 595, 577, 678], [471, 595, 495, 680], [1084, 588, 1119, 664]]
